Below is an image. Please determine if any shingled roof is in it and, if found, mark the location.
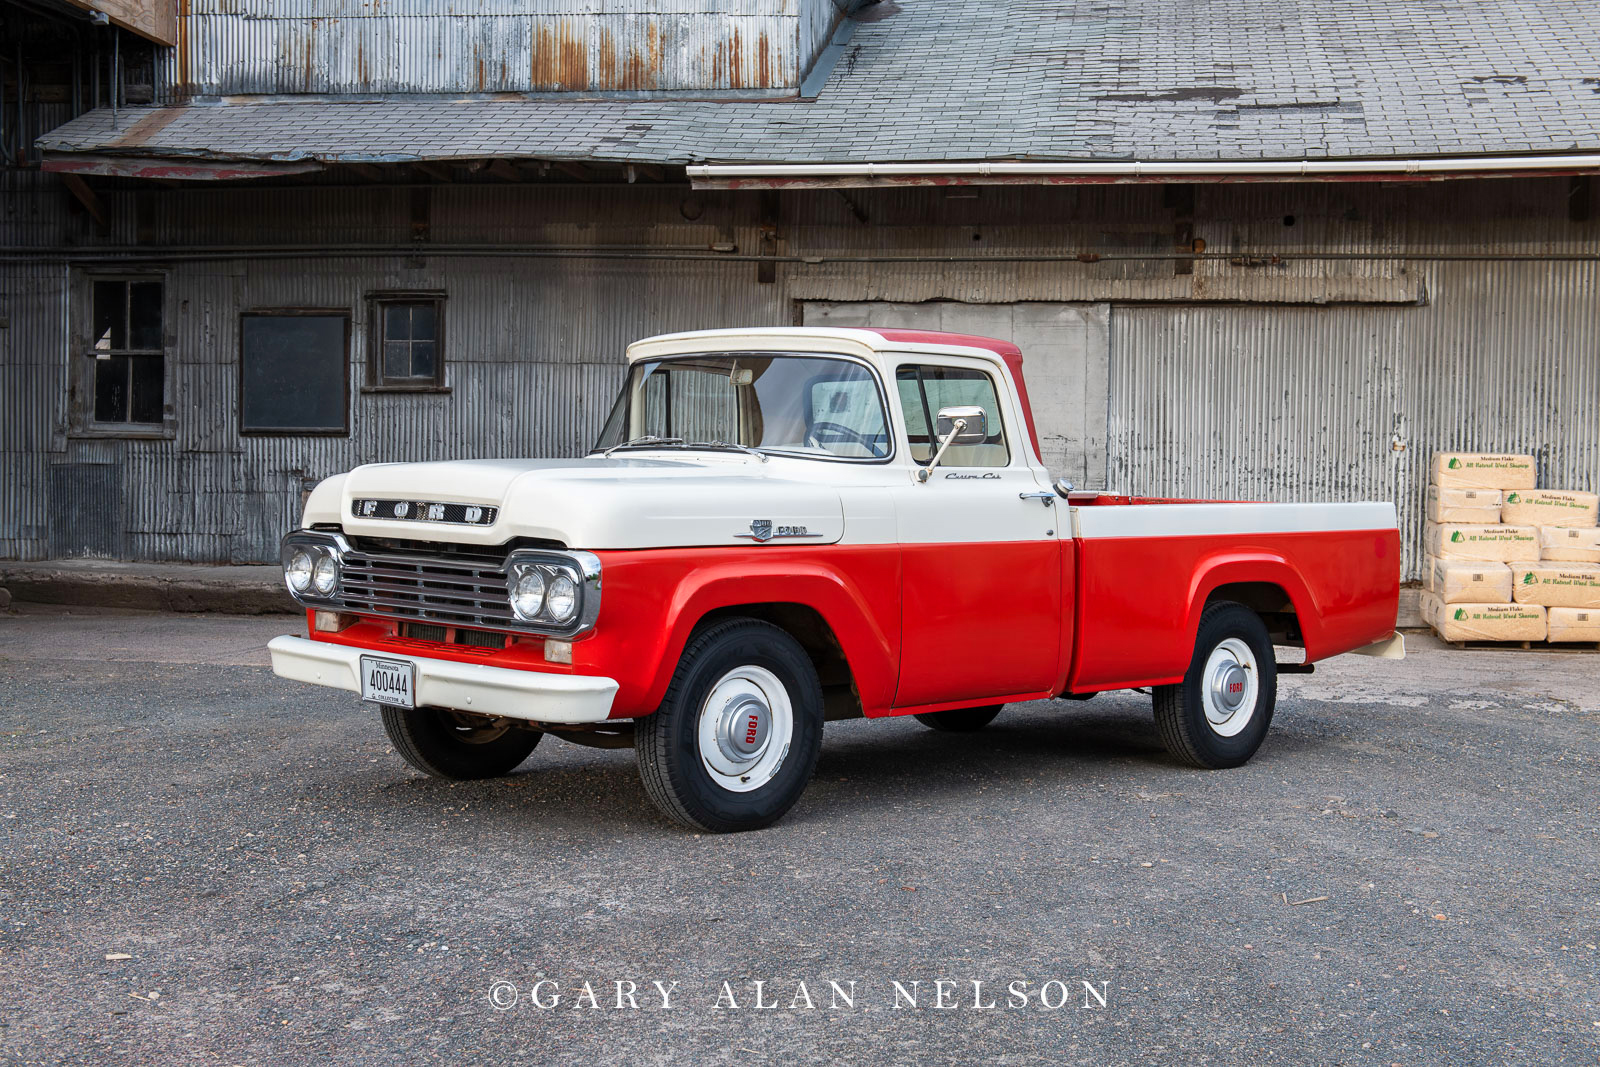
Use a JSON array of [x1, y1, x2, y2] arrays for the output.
[[37, 0, 1600, 168]]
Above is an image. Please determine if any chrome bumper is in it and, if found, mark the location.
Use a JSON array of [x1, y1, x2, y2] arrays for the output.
[[267, 635, 619, 723]]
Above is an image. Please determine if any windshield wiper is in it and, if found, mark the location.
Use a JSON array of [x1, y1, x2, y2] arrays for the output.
[[687, 440, 769, 463], [599, 435, 683, 457]]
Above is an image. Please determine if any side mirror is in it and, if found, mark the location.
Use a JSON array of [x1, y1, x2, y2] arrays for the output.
[[918, 405, 991, 482], [934, 406, 988, 445]]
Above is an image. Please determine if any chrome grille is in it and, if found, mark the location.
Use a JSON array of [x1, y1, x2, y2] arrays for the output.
[[340, 543, 518, 630]]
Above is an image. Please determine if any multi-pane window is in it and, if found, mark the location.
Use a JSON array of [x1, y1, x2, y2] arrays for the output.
[[88, 278, 165, 425], [370, 295, 445, 388]]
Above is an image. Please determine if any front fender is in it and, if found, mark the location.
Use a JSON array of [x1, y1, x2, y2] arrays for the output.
[[577, 546, 902, 718]]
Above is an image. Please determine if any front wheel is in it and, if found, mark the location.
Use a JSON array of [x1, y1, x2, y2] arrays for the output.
[[635, 619, 824, 832], [380, 706, 541, 780], [1152, 602, 1277, 769]]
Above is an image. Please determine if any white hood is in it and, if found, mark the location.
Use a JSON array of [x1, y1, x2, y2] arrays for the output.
[[303, 456, 846, 550]]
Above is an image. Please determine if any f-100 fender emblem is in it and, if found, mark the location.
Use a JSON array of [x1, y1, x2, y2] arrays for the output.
[[734, 519, 826, 543]]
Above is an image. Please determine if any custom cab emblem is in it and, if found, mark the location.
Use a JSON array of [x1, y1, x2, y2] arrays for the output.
[[351, 499, 499, 526], [735, 519, 825, 543]]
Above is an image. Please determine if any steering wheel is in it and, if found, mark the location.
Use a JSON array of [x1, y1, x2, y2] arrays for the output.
[[808, 420, 887, 457]]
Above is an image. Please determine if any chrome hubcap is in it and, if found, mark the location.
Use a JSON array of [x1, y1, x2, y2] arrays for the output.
[[1200, 638, 1258, 738], [697, 666, 794, 793], [714, 696, 771, 763], [1210, 663, 1249, 713]]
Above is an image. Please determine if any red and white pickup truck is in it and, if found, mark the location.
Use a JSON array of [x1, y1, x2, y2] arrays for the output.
[[269, 327, 1402, 831]]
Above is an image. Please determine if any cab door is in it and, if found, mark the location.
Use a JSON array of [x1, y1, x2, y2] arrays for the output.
[[890, 360, 1063, 708]]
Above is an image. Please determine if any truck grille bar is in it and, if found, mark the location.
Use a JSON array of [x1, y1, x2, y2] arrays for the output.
[[339, 545, 518, 629]]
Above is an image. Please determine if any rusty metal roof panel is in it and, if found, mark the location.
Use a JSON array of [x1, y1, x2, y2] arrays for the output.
[[169, 3, 818, 96]]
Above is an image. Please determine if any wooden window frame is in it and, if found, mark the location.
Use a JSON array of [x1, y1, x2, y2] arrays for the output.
[[364, 290, 449, 394], [69, 270, 174, 440]]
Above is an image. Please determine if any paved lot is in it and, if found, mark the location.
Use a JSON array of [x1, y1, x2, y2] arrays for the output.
[[1, 604, 1597, 1065]]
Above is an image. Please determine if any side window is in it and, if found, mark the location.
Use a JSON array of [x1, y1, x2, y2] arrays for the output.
[[240, 311, 350, 435], [86, 276, 166, 427], [895, 365, 1009, 467], [369, 293, 445, 390]]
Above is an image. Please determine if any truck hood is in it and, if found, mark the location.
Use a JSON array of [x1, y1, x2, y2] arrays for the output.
[[306, 456, 846, 550]]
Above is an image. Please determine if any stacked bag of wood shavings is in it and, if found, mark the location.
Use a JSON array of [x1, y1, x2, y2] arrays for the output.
[[1421, 453, 1600, 645]]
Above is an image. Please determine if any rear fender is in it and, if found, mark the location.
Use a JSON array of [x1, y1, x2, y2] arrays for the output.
[[1186, 553, 1324, 658]]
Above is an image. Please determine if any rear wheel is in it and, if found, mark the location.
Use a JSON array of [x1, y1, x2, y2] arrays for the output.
[[636, 619, 823, 833], [380, 706, 540, 780], [913, 705, 1003, 732], [1152, 602, 1277, 769]]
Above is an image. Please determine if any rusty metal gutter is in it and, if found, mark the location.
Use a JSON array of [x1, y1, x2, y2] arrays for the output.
[[44, 153, 323, 180], [4, 245, 1598, 265], [686, 154, 1600, 189]]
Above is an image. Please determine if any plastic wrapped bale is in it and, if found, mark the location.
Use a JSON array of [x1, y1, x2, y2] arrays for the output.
[[1430, 452, 1537, 490], [1424, 523, 1540, 563], [1430, 559, 1513, 604], [1509, 562, 1600, 608], [1420, 591, 1440, 627], [1425, 486, 1503, 524], [1500, 489, 1599, 529], [1538, 526, 1600, 564], [1431, 601, 1546, 643], [1547, 608, 1600, 643]]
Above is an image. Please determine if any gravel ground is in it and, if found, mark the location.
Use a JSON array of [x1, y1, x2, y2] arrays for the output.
[[1, 605, 1597, 1065]]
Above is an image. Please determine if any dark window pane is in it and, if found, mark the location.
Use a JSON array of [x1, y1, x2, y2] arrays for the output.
[[384, 341, 410, 379], [409, 303, 436, 342], [92, 280, 126, 351], [384, 304, 411, 342], [409, 341, 436, 380], [94, 356, 129, 422], [129, 356, 164, 423], [241, 314, 348, 432], [128, 282, 163, 350]]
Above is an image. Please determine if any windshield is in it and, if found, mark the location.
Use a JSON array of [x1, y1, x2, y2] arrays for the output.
[[592, 353, 891, 460]]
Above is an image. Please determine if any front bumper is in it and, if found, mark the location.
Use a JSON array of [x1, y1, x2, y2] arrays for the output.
[[267, 635, 619, 723]]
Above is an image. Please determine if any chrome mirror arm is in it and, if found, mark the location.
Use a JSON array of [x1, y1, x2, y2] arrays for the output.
[[916, 418, 967, 483]]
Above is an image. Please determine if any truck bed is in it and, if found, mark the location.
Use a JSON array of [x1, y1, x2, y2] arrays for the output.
[[1065, 499, 1400, 692]]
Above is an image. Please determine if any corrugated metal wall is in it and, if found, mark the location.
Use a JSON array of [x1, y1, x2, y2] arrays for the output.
[[161, 0, 838, 97], [1106, 263, 1600, 580], [3, 177, 1597, 569]]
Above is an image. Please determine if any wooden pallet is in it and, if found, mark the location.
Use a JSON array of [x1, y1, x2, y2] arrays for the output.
[[1444, 639, 1600, 653]]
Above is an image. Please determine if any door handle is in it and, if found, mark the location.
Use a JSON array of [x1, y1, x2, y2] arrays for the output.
[[1018, 491, 1055, 506]]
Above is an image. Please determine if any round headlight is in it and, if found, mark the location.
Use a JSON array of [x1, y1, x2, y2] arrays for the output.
[[312, 553, 339, 595], [286, 549, 314, 592], [511, 569, 546, 619], [546, 575, 578, 623]]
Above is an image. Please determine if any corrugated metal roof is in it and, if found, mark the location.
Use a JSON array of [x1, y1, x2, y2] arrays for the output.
[[169, 8, 819, 96], [38, 0, 1600, 167]]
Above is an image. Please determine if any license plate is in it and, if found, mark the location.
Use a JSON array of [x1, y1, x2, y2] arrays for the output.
[[360, 656, 415, 708]]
